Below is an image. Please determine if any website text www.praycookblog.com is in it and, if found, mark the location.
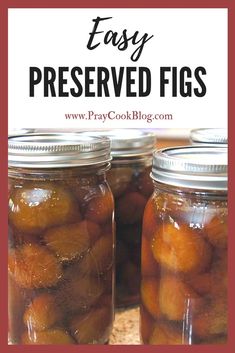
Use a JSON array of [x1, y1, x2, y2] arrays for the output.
[[65, 110, 173, 124]]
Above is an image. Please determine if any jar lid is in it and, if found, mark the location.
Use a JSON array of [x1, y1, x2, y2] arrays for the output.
[[151, 145, 227, 191], [81, 129, 156, 157], [190, 128, 228, 144], [8, 133, 111, 168], [8, 128, 36, 137]]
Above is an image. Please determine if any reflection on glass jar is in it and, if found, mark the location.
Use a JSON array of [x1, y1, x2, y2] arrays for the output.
[[140, 145, 228, 345], [8, 133, 114, 345]]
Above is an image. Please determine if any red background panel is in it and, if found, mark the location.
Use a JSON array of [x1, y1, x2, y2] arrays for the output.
[[0, 1, 233, 353]]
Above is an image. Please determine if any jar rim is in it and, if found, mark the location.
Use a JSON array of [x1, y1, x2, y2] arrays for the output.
[[8, 133, 112, 168], [8, 128, 36, 137], [151, 145, 228, 191], [79, 129, 156, 157], [190, 128, 228, 144]]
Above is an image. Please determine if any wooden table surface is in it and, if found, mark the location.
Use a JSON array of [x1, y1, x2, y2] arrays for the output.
[[110, 307, 140, 345]]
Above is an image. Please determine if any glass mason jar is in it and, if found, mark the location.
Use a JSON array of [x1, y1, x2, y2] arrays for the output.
[[190, 128, 227, 145], [8, 133, 115, 345], [103, 130, 156, 307], [140, 146, 228, 345]]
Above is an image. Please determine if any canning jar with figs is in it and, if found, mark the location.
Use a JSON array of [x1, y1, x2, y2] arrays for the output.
[[103, 130, 156, 307], [8, 133, 115, 345], [141, 146, 228, 345]]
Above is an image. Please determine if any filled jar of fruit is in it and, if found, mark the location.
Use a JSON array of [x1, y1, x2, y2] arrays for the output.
[[8, 133, 115, 345], [190, 128, 227, 145], [141, 145, 227, 345], [103, 129, 156, 307]]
